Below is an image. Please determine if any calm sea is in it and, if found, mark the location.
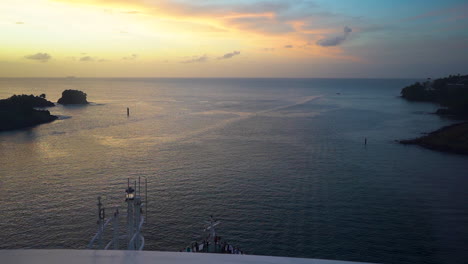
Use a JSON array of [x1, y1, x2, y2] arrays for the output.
[[0, 78, 467, 264]]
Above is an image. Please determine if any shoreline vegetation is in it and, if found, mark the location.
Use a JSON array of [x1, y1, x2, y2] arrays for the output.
[[58, 90, 89, 105], [0, 94, 57, 132], [399, 74, 468, 155], [0, 90, 88, 132], [400, 74, 468, 116]]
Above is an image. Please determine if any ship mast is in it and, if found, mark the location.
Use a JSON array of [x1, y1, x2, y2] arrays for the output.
[[205, 215, 220, 244], [88, 178, 147, 250]]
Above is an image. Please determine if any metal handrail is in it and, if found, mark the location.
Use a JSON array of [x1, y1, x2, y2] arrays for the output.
[[138, 235, 145, 251], [104, 235, 128, 250], [87, 216, 115, 248], [104, 240, 113, 250], [128, 216, 145, 250]]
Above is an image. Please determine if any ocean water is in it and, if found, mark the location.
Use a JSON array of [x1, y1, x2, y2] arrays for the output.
[[0, 78, 467, 264]]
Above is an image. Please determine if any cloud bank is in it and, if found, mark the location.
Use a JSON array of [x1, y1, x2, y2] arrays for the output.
[[316, 26, 352, 47], [218, 51, 240, 60], [181, 55, 208, 63], [25, 53, 51, 62], [80, 56, 94, 62], [123, 54, 138, 60]]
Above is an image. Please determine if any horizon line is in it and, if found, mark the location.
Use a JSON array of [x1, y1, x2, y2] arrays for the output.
[[0, 76, 425, 80]]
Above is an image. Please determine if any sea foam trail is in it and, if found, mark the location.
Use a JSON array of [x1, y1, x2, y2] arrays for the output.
[[158, 96, 323, 144], [95, 96, 321, 150], [93, 96, 322, 149], [257, 96, 322, 114]]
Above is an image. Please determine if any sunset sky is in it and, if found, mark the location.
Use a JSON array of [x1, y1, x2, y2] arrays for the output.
[[1, 0, 467, 78]]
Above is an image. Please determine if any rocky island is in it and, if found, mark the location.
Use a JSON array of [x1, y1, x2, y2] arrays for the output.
[[399, 74, 468, 155], [58, 89, 89, 105], [400, 122, 468, 155], [0, 94, 58, 132]]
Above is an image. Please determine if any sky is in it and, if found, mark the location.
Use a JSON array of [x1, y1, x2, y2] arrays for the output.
[[0, 0, 467, 78]]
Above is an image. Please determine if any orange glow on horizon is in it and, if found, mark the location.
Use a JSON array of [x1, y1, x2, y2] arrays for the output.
[[0, 0, 360, 77]]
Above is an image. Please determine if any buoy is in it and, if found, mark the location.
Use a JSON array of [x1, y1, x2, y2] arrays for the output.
[[127, 107, 130, 117], [364, 137, 367, 145]]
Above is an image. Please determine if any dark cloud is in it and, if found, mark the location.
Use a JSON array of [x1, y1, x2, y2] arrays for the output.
[[316, 26, 352, 47], [284, 45, 293, 48], [218, 51, 240, 60], [80, 56, 109, 62], [80, 56, 94, 62], [181, 55, 208, 63], [123, 54, 138, 60], [25, 53, 51, 62]]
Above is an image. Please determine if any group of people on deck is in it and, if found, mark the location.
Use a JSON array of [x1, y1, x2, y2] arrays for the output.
[[220, 242, 243, 254], [181, 236, 244, 254], [213, 235, 244, 254]]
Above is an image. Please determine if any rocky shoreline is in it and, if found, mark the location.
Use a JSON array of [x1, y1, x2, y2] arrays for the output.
[[0, 90, 88, 132], [399, 122, 468, 155]]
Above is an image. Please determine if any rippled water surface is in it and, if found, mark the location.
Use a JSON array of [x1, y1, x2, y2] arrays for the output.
[[1, 78, 467, 264]]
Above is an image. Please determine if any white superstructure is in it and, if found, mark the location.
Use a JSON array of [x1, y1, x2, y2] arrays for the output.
[[0, 250, 376, 264]]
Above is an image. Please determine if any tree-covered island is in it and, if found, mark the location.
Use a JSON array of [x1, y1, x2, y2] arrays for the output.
[[399, 74, 468, 155], [58, 89, 89, 105], [401, 74, 468, 116], [0, 94, 58, 132]]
